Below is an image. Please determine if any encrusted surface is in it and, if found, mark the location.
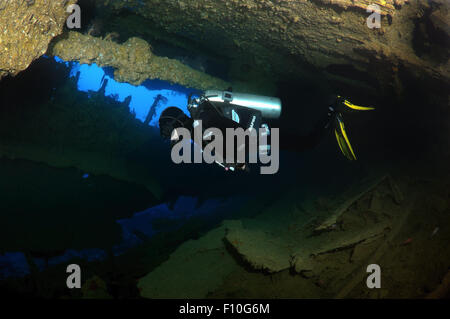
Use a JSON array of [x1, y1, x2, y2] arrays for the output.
[[316, 0, 410, 15], [50, 31, 229, 89], [2, 0, 448, 96], [96, 0, 449, 97], [0, 0, 77, 79]]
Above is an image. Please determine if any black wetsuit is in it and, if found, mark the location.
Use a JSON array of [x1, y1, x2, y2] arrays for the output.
[[190, 98, 335, 154], [280, 109, 335, 153], [174, 93, 345, 173], [188, 99, 264, 169], [280, 95, 348, 153]]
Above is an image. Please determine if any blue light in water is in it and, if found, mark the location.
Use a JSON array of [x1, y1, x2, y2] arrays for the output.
[[0, 195, 246, 278], [72, 63, 105, 92], [0, 252, 30, 279], [52, 55, 70, 66], [54, 56, 201, 126]]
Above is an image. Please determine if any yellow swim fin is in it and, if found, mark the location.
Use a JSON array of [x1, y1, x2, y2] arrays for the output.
[[334, 114, 357, 161], [337, 95, 375, 111]]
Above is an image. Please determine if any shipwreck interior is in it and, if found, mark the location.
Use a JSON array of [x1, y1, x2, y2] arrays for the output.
[[0, 0, 449, 299]]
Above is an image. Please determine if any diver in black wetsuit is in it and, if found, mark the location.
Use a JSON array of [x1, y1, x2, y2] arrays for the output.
[[280, 95, 343, 154], [159, 90, 374, 171], [160, 89, 276, 171]]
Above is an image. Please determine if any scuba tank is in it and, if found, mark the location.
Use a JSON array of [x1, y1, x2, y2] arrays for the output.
[[201, 90, 282, 119]]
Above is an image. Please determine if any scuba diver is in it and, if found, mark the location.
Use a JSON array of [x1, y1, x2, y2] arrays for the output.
[[158, 89, 374, 171]]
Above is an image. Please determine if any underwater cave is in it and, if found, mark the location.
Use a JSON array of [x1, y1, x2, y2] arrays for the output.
[[0, 0, 449, 302]]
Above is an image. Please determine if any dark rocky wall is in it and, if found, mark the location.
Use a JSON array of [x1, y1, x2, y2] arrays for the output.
[[94, 0, 449, 101]]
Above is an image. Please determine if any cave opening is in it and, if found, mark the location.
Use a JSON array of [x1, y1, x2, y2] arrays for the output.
[[0, 0, 449, 299]]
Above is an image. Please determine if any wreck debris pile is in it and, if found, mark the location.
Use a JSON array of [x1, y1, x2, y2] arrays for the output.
[[0, 0, 77, 80], [50, 31, 229, 90], [138, 173, 450, 298], [225, 175, 403, 275]]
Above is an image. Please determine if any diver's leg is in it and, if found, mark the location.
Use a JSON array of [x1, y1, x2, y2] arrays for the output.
[[281, 109, 334, 153]]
